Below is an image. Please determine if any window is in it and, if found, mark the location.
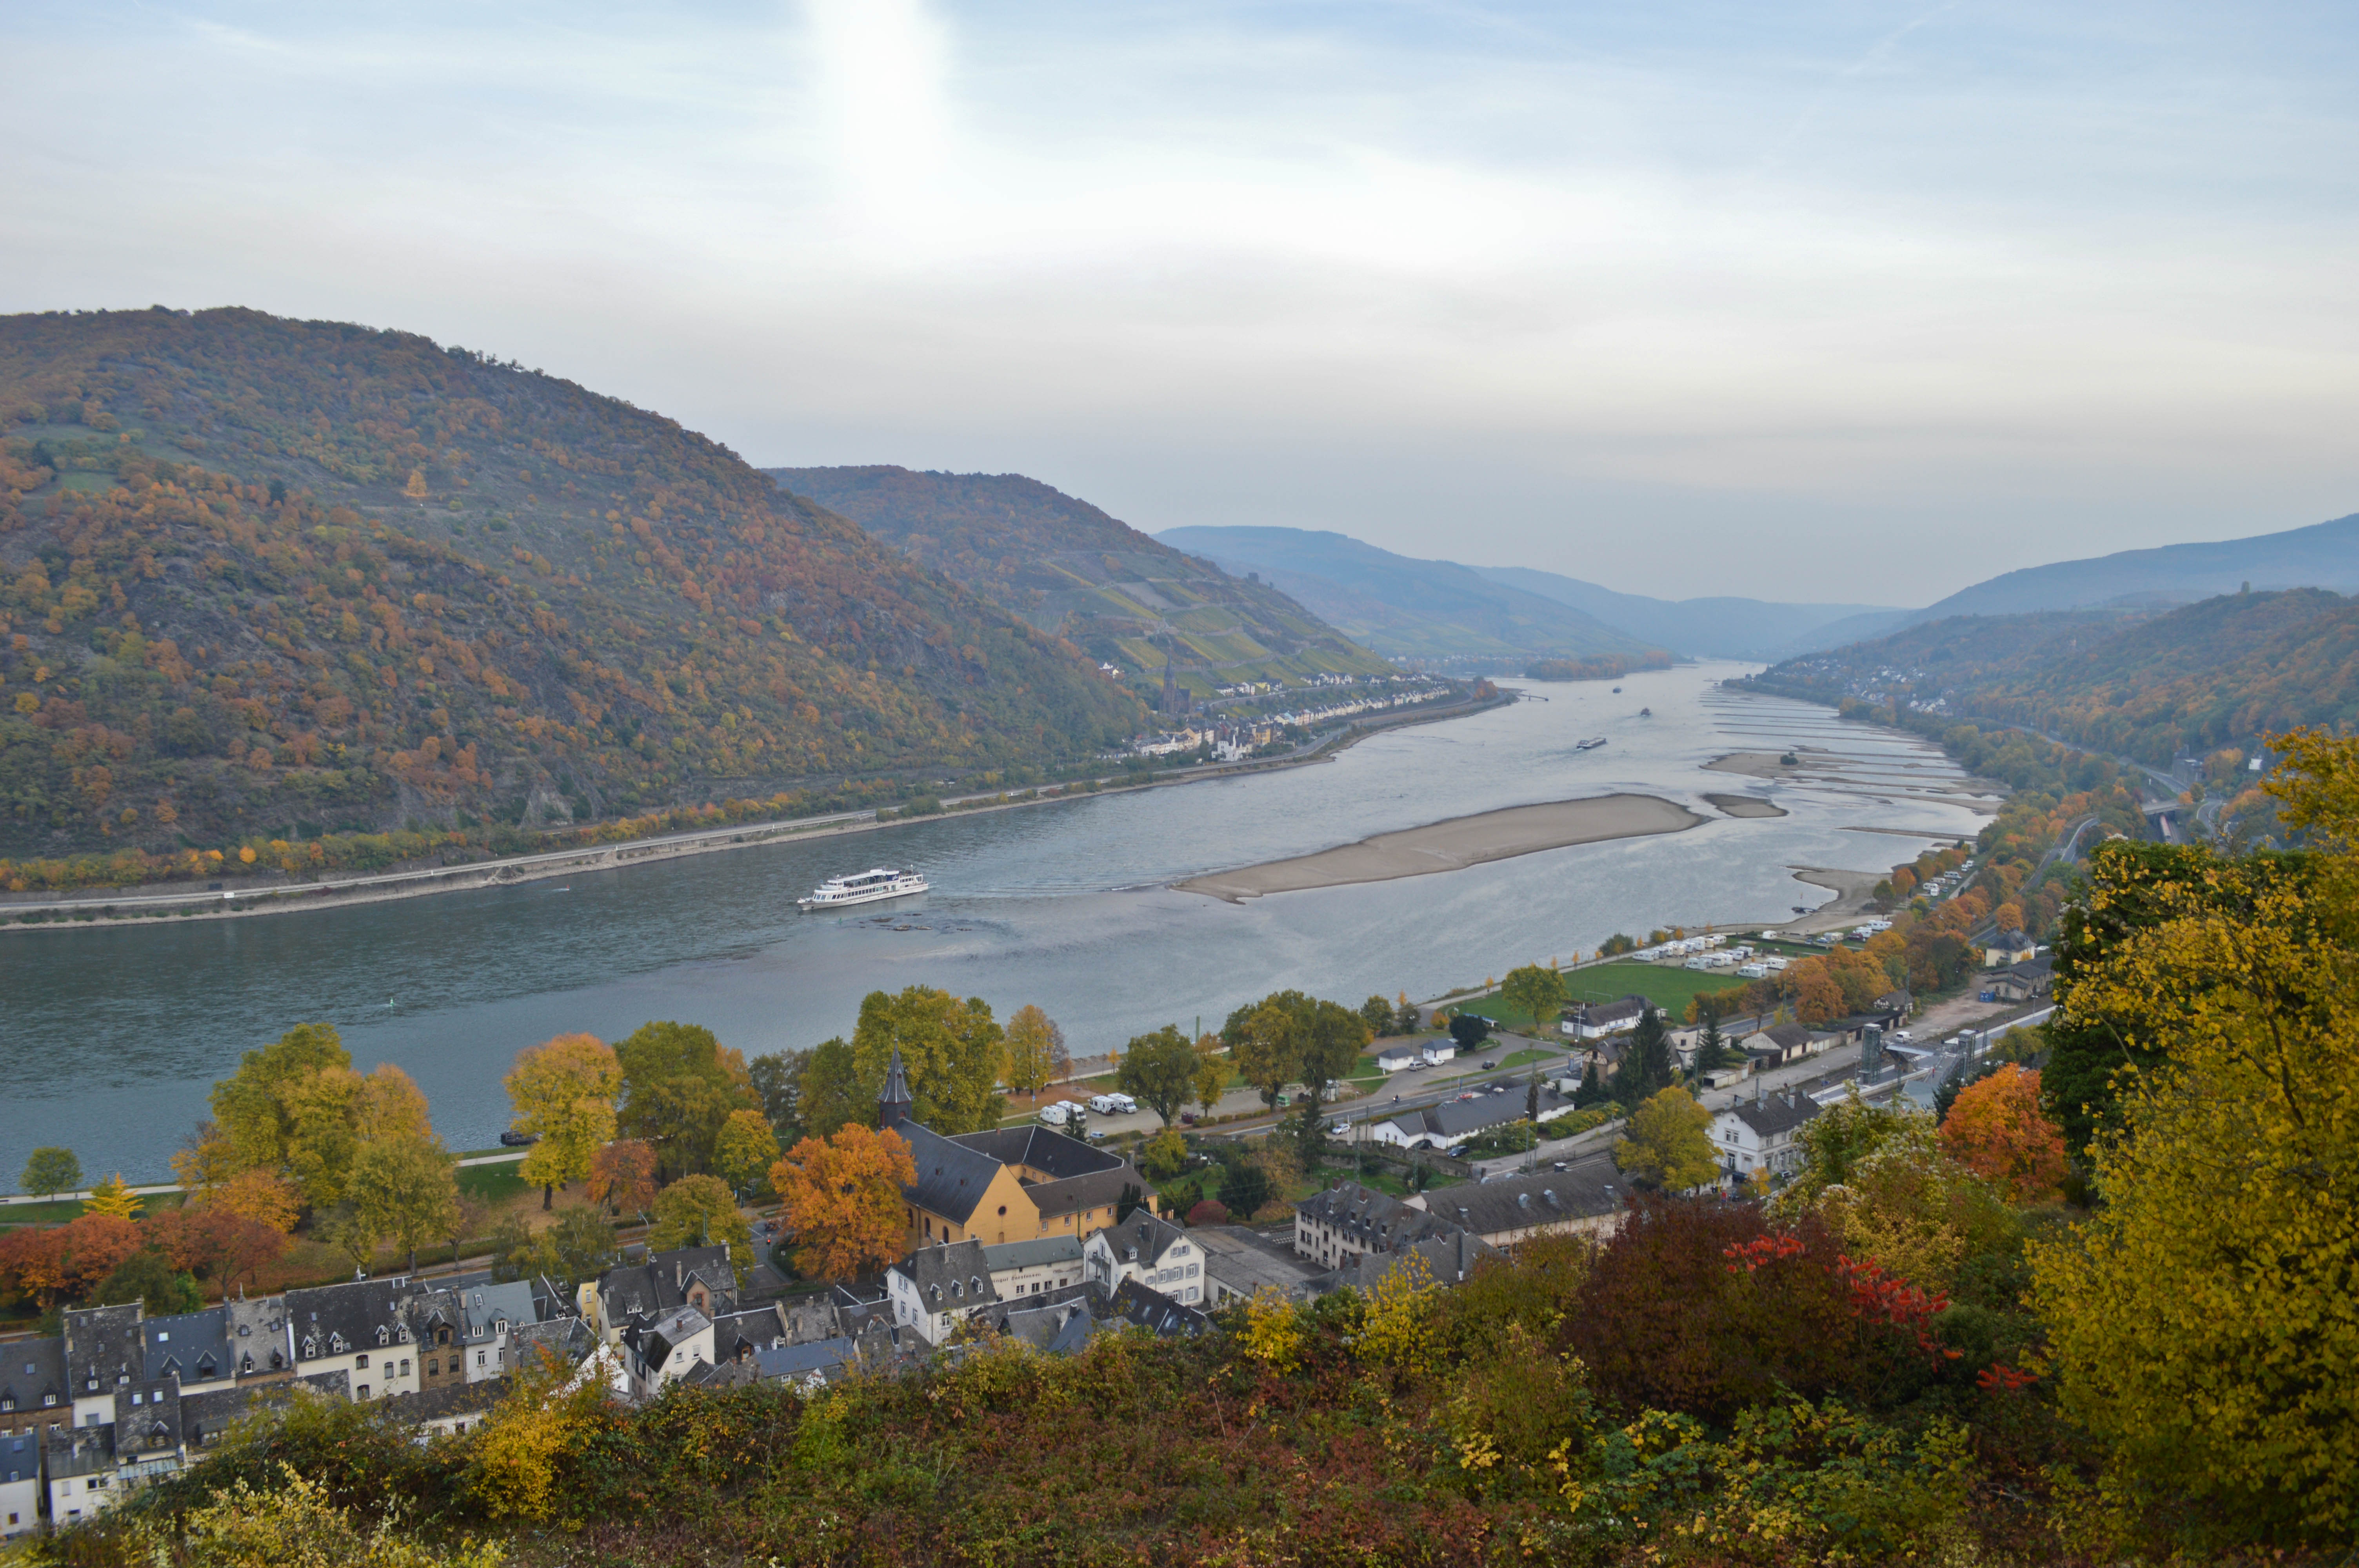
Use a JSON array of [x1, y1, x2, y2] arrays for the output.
[[477, 1351, 486, 1368], [427, 1359, 438, 1376], [357, 1385, 371, 1399], [356, 1353, 369, 1369], [131, 1393, 143, 1407], [400, 1359, 410, 1376]]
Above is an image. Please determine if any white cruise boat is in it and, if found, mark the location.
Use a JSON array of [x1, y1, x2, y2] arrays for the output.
[[798, 867, 929, 911]]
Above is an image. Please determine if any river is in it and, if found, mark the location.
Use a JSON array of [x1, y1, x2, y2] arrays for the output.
[[0, 664, 1992, 1181]]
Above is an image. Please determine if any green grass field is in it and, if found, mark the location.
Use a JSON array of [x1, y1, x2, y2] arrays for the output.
[[458, 1161, 533, 1204], [1562, 960, 1748, 1016]]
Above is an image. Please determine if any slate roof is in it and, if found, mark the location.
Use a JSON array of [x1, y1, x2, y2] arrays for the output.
[[224, 1295, 292, 1379], [1316, 1228, 1499, 1294], [458, 1281, 537, 1342], [895, 1240, 1000, 1310], [0, 1336, 65, 1417], [1440, 1160, 1625, 1237], [1742, 1022, 1814, 1056], [43, 1425, 115, 1478], [953, 1126, 1125, 1181], [711, 1305, 785, 1361], [283, 1279, 417, 1365], [1394, 1085, 1576, 1144], [986, 1295, 1096, 1352], [752, 1337, 859, 1385], [635, 1305, 712, 1374], [513, 1316, 598, 1375], [1295, 1181, 1463, 1253], [981, 1236, 1086, 1274], [1105, 1279, 1211, 1338], [391, 1379, 502, 1426], [142, 1308, 231, 1386], [1725, 1092, 1823, 1140], [1574, 995, 1652, 1031], [112, 1377, 184, 1456], [598, 1246, 736, 1324], [897, 1123, 1010, 1227], [1098, 1212, 1189, 1269], [62, 1304, 145, 1397]]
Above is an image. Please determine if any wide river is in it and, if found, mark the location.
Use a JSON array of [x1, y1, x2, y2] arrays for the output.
[[2, 664, 1991, 1181]]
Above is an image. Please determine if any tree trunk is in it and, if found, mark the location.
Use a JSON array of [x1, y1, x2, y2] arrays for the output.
[[543, 1184, 554, 1210]]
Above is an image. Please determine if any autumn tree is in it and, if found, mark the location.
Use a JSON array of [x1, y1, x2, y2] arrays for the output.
[[1500, 964, 1565, 1031], [1116, 1025, 1200, 1127], [146, 1205, 289, 1296], [348, 1135, 459, 1276], [2030, 730, 2359, 1540], [1192, 1034, 1229, 1118], [769, 1124, 917, 1281], [715, 1109, 781, 1195], [849, 987, 1008, 1134], [1229, 998, 1299, 1108], [209, 1022, 352, 1176], [746, 1048, 809, 1138], [20, 1147, 80, 1200], [646, 1174, 752, 1280], [529, 1205, 618, 1289], [1613, 1087, 1719, 1191], [1938, 1064, 2065, 1201], [587, 1139, 658, 1219], [1002, 1004, 1066, 1106], [615, 1021, 758, 1180], [84, 1173, 142, 1220], [505, 1033, 623, 1209]]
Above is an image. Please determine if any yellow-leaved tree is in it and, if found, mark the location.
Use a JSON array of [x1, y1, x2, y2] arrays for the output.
[[2030, 729, 2359, 1544], [503, 1034, 623, 1209]]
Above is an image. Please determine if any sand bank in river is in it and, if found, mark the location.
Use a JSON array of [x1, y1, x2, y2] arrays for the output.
[[1175, 793, 1707, 902], [1705, 793, 1787, 819]]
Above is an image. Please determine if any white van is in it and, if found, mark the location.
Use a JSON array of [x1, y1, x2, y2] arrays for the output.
[[1038, 1102, 1073, 1125], [1087, 1094, 1121, 1115]]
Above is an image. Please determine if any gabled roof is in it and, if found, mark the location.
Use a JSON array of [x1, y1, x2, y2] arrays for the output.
[[897, 1123, 1010, 1226], [1190, 1227, 1321, 1297], [1094, 1212, 1188, 1270], [142, 1308, 231, 1385], [1741, 1021, 1813, 1051], [597, 1246, 736, 1323], [710, 1306, 785, 1361], [752, 1337, 859, 1384], [62, 1303, 145, 1396], [1105, 1279, 1210, 1338], [1723, 1093, 1823, 1140], [0, 1336, 65, 1416], [458, 1281, 537, 1341], [892, 1240, 1000, 1310], [1317, 1227, 1499, 1294], [635, 1305, 712, 1372], [1296, 1181, 1462, 1253], [284, 1279, 418, 1364], [1440, 1160, 1624, 1236]]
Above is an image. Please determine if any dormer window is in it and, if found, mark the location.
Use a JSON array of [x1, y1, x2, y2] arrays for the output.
[[376, 1327, 390, 1347], [115, 1374, 128, 1388]]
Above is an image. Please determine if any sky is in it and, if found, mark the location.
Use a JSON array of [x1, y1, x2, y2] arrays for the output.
[[5, 1, 2357, 604]]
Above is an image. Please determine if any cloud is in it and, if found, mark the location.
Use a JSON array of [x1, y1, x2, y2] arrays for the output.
[[3, 0, 2355, 601]]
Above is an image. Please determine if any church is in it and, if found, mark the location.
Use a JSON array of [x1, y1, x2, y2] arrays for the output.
[[879, 1049, 1150, 1252]]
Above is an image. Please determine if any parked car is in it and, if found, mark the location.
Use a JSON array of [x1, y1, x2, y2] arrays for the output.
[[1479, 1059, 1498, 1070], [1329, 1121, 1350, 1136], [1274, 1093, 1290, 1107], [1180, 1111, 1199, 1126]]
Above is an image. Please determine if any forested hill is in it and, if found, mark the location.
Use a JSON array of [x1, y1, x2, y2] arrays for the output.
[[763, 466, 1395, 695], [0, 309, 1144, 868], [1752, 587, 2359, 764]]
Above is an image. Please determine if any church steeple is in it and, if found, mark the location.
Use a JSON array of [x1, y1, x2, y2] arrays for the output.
[[878, 1047, 913, 1130]]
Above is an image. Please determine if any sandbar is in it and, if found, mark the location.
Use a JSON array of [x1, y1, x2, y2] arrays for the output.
[[1707, 750, 1807, 779], [1175, 793, 1707, 902], [1705, 793, 1787, 819]]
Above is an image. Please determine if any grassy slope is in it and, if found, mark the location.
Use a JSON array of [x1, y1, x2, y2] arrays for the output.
[[0, 310, 1146, 864], [765, 466, 1396, 694]]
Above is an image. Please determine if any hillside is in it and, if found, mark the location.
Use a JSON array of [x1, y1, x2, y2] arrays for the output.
[[1906, 510, 2359, 622], [1754, 588, 2359, 764], [0, 309, 1145, 874], [1153, 525, 1659, 669], [1469, 564, 1907, 660], [763, 466, 1393, 698]]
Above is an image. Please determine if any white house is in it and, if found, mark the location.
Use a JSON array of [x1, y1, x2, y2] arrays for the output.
[[621, 1305, 714, 1398], [1082, 1214, 1205, 1306], [1373, 1043, 1422, 1073], [981, 1236, 1087, 1301], [887, 1240, 1001, 1347], [1710, 1092, 1823, 1186], [1420, 1040, 1457, 1065]]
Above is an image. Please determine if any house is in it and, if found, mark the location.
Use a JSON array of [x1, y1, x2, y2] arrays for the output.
[[1992, 956, 2053, 1003], [1711, 1091, 1824, 1185], [1373, 1043, 1423, 1073], [1314, 1227, 1498, 1296], [1424, 1160, 1625, 1247], [1371, 1082, 1578, 1153], [1190, 1226, 1324, 1308], [887, 1240, 1002, 1347], [43, 1428, 118, 1528], [1983, 931, 2038, 968], [139, 1310, 234, 1397], [0, 1337, 67, 1441], [392, 1378, 502, 1439], [590, 1245, 737, 1350], [1292, 1181, 1466, 1272], [619, 1305, 715, 1397], [1083, 1212, 1206, 1305], [883, 1051, 1143, 1253], [1420, 1040, 1458, 1065], [414, 1280, 539, 1390], [1, 1428, 39, 1540], [1738, 1021, 1823, 1067], [983, 1296, 1098, 1355], [1564, 995, 1651, 1040], [745, 1337, 861, 1391], [283, 1280, 424, 1402], [1103, 1279, 1213, 1338], [982, 1236, 1087, 1301]]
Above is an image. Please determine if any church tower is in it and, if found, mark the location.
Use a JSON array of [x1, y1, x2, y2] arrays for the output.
[[878, 1047, 913, 1131]]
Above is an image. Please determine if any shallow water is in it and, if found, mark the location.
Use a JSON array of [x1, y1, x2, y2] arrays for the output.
[[0, 664, 1989, 1180]]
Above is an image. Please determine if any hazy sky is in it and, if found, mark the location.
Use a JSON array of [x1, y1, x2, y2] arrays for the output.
[[7, 2, 2356, 604]]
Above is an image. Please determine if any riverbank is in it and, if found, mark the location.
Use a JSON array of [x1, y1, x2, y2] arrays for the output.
[[0, 690, 1512, 933], [1174, 792, 1707, 902]]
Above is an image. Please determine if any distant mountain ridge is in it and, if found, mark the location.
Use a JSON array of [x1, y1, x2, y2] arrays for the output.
[[1904, 512, 2359, 623], [0, 309, 1143, 864], [1152, 525, 1656, 667], [762, 467, 1392, 695], [1466, 564, 1907, 661]]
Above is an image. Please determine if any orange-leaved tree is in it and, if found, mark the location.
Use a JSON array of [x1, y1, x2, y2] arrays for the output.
[[770, 1124, 916, 1282], [1939, 1064, 2066, 1201], [588, 1138, 658, 1219]]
